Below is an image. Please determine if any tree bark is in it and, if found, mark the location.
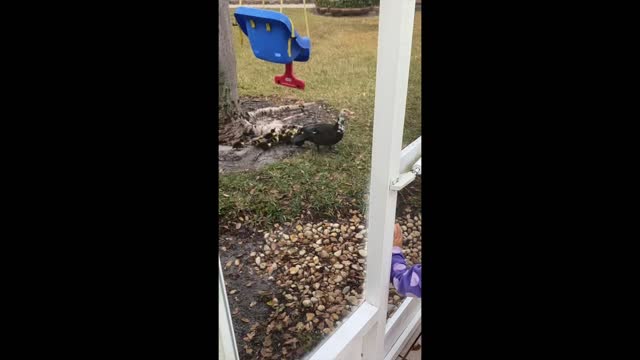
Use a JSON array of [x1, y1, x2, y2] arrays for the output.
[[219, 0, 239, 124]]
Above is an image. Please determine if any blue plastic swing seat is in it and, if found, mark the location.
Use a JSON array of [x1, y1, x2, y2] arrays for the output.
[[234, 7, 311, 64]]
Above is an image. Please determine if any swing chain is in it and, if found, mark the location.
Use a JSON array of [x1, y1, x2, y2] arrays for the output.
[[303, 0, 310, 38], [236, 0, 244, 46]]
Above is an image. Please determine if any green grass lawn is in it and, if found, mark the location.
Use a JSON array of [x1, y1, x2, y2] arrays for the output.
[[219, 10, 422, 225]]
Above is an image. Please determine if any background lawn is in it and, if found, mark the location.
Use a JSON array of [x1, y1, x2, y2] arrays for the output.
[[220, 9, 422, 225]]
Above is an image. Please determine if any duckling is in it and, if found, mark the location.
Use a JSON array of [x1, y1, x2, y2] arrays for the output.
[[250, 125, 301, 150]]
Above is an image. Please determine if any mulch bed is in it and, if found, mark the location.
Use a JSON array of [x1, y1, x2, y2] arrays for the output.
[[220, 178, 423, 359]]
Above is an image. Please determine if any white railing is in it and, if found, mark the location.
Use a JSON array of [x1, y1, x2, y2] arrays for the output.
[[384, 297, 422, 359], [400, 136, 422, 174], [218, 258, 240, 360]]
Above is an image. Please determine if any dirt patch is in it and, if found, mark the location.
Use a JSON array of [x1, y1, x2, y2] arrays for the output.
[[219, 145, 306, 174], [220, 227, 277, 358], [219, 96, 340, 174]]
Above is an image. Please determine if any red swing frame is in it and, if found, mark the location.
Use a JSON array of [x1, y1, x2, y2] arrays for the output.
[[274, 62, 305, 90]]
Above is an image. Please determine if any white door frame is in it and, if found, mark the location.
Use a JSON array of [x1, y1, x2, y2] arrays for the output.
[[219, 258, 240, 360], [219, 0, 420, 358]]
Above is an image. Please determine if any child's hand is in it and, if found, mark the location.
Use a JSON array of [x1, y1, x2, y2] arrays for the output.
[[393, 223, 403, 248]]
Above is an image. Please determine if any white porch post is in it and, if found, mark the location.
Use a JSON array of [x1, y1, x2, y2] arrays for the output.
[[363, 0, 417, 358], [219, 258, 240, 360]]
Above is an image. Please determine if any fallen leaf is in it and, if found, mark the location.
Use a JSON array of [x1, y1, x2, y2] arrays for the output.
[[243, 331, 256, 342], [263, 337, 272, 347], [240, 317, 250, 323], [249, 301, 257, 307], [260, 347, 273, 357], [235, 223, 241, 230]]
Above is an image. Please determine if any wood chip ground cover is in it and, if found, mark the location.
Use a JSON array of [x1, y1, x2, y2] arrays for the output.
[[221, 181, 422, 359]]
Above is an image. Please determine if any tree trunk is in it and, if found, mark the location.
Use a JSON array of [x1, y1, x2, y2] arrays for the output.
[[219, 0, 239, 124]]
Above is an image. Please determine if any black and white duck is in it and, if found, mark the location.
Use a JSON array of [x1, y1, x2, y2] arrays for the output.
[[293, 109, 349, 152]]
